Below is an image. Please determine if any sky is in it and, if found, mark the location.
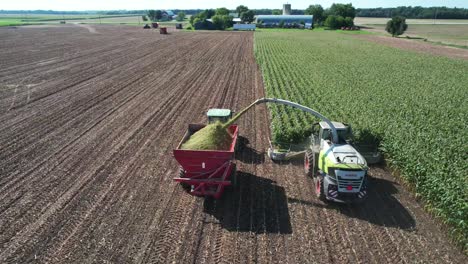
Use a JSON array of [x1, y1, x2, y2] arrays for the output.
[[1, 0, 467, 11]]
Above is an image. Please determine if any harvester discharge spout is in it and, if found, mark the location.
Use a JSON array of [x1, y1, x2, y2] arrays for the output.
[[253, 98, 339, 144]]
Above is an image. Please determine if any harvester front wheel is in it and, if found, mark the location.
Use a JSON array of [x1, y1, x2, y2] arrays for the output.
[[314, 176, 326, 201], [304, 150, 315, 177]]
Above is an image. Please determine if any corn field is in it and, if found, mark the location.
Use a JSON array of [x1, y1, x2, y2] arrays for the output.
[[254, 29, 468, 248]]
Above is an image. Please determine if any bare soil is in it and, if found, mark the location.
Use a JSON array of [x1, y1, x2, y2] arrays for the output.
[[0, 25, 466, 263], [355, 34, 468, 60]]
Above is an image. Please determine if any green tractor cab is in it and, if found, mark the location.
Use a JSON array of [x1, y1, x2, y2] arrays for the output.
[[207, 109, 232, 124]]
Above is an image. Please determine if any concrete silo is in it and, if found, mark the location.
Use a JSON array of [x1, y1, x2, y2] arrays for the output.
[[283, 4, 291, 15]]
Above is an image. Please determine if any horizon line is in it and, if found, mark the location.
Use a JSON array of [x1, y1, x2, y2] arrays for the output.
[[1, 5, 468, 12]]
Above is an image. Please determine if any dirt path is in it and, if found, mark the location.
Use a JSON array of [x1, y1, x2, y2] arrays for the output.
[[355, 34, 468, 60], [73, 23, 99, 34], [0, 25, 465, 263]]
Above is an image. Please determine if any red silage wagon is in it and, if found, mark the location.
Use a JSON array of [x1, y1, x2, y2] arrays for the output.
[[173, 124, 238, 199]]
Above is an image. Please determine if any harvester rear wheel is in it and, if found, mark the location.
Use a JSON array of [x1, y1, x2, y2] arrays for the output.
[[304, 150, 315, 177]]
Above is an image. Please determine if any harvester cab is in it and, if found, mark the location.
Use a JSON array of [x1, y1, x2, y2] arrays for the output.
[[314, 121, 352, 145], [306, 121, 369, 203], [207, 109, 232, 124], [313, 122, 382, 164]]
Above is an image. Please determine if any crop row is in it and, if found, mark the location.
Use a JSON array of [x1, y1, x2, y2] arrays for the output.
[[254, 29, 468, 248]]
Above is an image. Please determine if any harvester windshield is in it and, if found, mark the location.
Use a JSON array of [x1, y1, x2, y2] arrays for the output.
[[322, 129, 349, 144]]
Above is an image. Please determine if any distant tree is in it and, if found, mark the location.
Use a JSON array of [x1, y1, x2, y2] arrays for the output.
[[190, 11, 206, 26], [240, 10, 255, 23], [324, 14, 353, 29], [236, 5, 249, 16], [344, 17, 354, 27], [216, 7, 230, 16], [189, 14, 196, 25], [336, 16, 345, 28], [224, 15, 234, 28], [176, 12, 186, 21], [142, 15, 148, 21], [324, 15, 340, 29], [305, 4, 324, 23], [356, 6, 468, 19], [252, 9, 275, 15], [147, 10, 156, 21], [386, 16, 408, 37], [204, 9, 215, 18], [192, 17, 204, 27], [155, 10, 163, 20], [190, 9, 214, 27], [272, 10, 282, 15], [328, 3, 356, 19], [211, 15, 225, 29], [212, 15, 234, 30], [324, 15, 335, 29]]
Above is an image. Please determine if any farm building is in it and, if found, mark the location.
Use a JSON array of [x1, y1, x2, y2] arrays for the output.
[[161, 10, 174, 21], [256, 15, 313, 28], [193, 19, 215, 30], [283, 4, 292, 15], [233, 24, 256, 31]]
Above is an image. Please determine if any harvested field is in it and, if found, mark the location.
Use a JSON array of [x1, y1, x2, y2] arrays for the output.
[[0, 25, 466, 263], [355, 18, 468, 48], [355, 17, 468, 25], [354, 34, 468, 60]]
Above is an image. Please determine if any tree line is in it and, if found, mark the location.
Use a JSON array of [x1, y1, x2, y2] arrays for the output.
[[189, 3, 357, 30], [145, 10, 186, 22], [356, 6, 468, 19], [0, 10, 147, 15], [304, 3, 356, 29], [3, 6, 468, 19], [190, 5, 255, 30]]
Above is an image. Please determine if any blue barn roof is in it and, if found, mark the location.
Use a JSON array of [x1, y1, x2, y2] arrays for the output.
[[163, 10, 174, 16], [256, 15, 313, 24]]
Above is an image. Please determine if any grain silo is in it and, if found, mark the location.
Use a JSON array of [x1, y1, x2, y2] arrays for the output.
[[283, 4, 291, 15]]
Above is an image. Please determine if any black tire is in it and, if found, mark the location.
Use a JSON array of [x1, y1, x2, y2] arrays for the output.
[[230, 164, 238, 189], [179, 167, 191, 192], [304, 150, 315, 178], [314, 176, 326, 201]]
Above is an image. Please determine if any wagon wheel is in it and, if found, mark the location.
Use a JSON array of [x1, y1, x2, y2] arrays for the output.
[[314, 175, 326, 201], [178, 167, 191, 192], [304, 150, 315, 178], [230, 164, 238, 189]]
